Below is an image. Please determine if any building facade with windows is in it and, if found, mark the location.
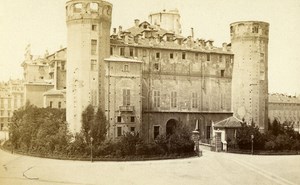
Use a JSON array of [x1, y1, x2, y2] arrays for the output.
[[21, 0, 270, 143], [0, 80, 24, 131], [268, 94, 300, 129]]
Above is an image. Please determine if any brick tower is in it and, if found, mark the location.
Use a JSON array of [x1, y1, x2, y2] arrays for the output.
[[66, 0, 112, 133], [230, 21, 269, 131]]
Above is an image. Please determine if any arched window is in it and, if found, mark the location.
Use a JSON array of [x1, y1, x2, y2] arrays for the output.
[[90, 3, 99, 12]]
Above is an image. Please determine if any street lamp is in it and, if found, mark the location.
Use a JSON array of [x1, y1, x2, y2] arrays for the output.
[[90, 137, 94, 162], [251, 134, 254, 155]]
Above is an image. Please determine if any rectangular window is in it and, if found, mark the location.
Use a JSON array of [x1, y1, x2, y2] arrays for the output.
[[130, 127, 135, 132], [171, 91, 177, 108], [156, 52, 160, 59], [221, 70, 225, 77], [195, 53, 199, 60], [61, 64, 65, 71], [130, 48, 134, 57], [154, 126, 160, 139], [91, 40, 97, 55], [58, 102, 62, 109], [91, 60, 97, 71], [192, 92, 198, 108], [170, 53, 174, 59], [154, 90, 160, 108], [0, 110, 3, 116], [207, 54, 210, 61], [117, 116, 122, 123], [206, 126, 211, 139], [92, 25, 97, 31], [123, 64, 129, 72], [154, 63, 159, 71], [50, 101, 53, 108], [130, 116, 135, 122], [110, 47, 114, 55], [120, 47, 125, 56], [182, 52, 186, 59], [123, 89, 130, 106], [117, 127, 122, 137], [143, 49, 147, 57]]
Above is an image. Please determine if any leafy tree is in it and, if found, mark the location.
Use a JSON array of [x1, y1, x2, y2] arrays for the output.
[[236, 123, 265, 150], [81, 105, 94, 144], [92, 107, 107, 144]]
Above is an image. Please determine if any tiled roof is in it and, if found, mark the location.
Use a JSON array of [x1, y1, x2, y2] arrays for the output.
[[214, 116, 243, 128]]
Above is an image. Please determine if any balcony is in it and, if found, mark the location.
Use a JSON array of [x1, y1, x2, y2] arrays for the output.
[[119, 106, 134, 112]]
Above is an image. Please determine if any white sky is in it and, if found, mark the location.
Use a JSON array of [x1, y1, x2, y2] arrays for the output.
[[0, 0, 299, 95]]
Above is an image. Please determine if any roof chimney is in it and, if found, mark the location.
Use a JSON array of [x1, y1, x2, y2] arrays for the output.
[[134, 19, 140, 27], [118, 26, 122, 33], [113, 28, 117, 34]]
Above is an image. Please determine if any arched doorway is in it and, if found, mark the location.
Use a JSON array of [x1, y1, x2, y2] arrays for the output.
[[166, 119, 178, 136]]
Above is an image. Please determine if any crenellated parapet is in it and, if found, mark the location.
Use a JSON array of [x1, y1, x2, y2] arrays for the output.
[[66, 0, 112, 24], [230, 21, 269, 41]]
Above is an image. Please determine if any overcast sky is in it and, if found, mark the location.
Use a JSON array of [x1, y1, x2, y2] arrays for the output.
[[0, 0, 299, 95]]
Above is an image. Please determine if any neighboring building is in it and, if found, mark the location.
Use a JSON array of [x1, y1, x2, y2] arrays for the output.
[[22, 48, 54, 107], [230, 21, 269, 132], [0, 79, 24, 131], [268, 94, 300, 128], [212, 116, 243, 152]]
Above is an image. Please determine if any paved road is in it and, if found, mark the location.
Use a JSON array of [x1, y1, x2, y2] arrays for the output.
[[0, 149, 299, 185]]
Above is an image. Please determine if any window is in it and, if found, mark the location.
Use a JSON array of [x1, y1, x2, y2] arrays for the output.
[[154, 90, 160, 108], [58, 102, 62, 109], [61, 64, 65, 71], [120, 47, 125, 56], [252, 26, 259, 33], [117, 127, 122, 137], [117, 116, 121, 122], [195, 53, 199, 60], [206, 126, 211, 139], [154, 126, 160, 139], [171, 91, 177, 108], [110, 47, 113, 55], [0, 99, 3, 108], [50, 101, 53, 108], [123, 64, 129, 72], [130, 127, 135, 132], [123, 89, 130, 106], [221, 70, 225, 77], [130, 48, 134, 57], [91, 40, 97, 55], [91, 60, 97, 71], [154, 63, 159, 71], [182, 52, 186, 59], [74, 3, 83, 13], [207, 54, 210, 61], [156, 52, 160, 59], [170, 53, 174, 59], [130, 116, 135, 122], [0, 110, 4, 116], [90, 3, 99, 11], [192, 92, 198, 108], [92, 25, 97, 31]]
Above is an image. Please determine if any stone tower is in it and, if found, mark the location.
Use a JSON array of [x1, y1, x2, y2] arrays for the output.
[[230, 21, 269, 131], [66, 0, 112, 133], [148, 9, 182, 35]]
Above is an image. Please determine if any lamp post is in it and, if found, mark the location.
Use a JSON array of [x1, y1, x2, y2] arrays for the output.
[[251, 134, 254, 155], [90, 137, 94, 162]]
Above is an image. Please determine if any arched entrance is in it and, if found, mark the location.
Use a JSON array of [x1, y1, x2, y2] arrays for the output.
[[166, 119, 178, 136]]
